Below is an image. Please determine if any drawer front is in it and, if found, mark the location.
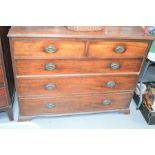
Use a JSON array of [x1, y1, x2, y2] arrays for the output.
[[0, 66, 5, 85], [13, 39, 85, 59], [16, 58, 143, 76], [0, 88, 8, 107], [89, 41, 149, 58], [17, 75, 138, 97], [19, 92, 133, 116]]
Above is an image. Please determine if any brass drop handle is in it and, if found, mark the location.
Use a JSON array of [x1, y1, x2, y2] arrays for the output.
[[45, 45, 57, 53], [46, 103, 55, 109], [115, 45, 126, 53], [102, 99, 112, 105], [110, 62, 120, 70], [106, 81, 116, 88], [45, 83, 56, 90], [45, 63, 56, 71]]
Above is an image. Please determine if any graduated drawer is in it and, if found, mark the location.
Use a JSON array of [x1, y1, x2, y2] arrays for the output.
[[16, 58, 143, 76], [0, 87, 8, 107], [13, 39, 85, 59], [19, 92, 133, 116], [0, 65, 5, 85], [17, 75, 138, 97], [89, 41, 149, 58]]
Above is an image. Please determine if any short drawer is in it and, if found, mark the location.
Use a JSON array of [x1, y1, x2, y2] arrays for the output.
[[16, 58, 143, 76], [0, 66, 5, 85], [19, 92, 133, 116], [0, 87, 8, 107], [17, 75, 138, 97], [89, 41, 149, 58], [13, 39, 85, 59]]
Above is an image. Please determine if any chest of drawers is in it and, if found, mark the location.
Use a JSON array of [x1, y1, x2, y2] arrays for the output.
[[8, 26, 154, 121], [0, 27, 14, 120]]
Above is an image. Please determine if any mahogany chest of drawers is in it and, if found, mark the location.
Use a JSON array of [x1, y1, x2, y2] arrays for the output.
[[8, 26, 154, 121], [0, 27, 14, 120]]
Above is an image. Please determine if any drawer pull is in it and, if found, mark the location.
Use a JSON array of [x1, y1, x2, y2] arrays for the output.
[[102, 99, 112, 105], [45, 45, 57, 53], [45, 63, 56, 71], [45, 83, 56, 90], [106, 81, 116, 88], [46, 103, 55, 109], [115, 45, 126, 53], [110, 62, 120, 70]]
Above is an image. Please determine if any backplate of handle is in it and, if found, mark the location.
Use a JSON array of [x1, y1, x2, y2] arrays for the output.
[[45, 45, 57, 53], [115, 45, 126, 53], [46, 103, 55, 109], [45, 63, 56, 71], [106, 81, 116, 88], [102, 99, 112, 105], [45, 83, 56, 90], [110, 62, 120, 70]]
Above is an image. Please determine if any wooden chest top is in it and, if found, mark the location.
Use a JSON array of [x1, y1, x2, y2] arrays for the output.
[[8, 26, 155, 40]]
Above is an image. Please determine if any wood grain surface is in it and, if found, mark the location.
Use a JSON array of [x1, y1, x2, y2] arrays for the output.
[[17, 75, 138, 97], [8, 26, 153, 120], [19, 92, 133, 116], [13, 39, 85, 59], [13, 39, 149, 59], [15, 58, 143, 76], [0, 87, 8, 107], [89, 41, 149, 58], [0, 66, 5, 85], [8, 26, 155, 40]]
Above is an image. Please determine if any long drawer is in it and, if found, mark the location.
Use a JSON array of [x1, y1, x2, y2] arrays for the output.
[[19, 92, 133, 116], [16, 58, 143, 76], [89, 41, 149, 58], [0, 87, 8, 107], [17, 75, 138, 97]]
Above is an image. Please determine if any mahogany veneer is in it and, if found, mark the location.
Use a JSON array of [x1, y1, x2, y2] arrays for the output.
[[8, 26, 154, 121], [16, 58, 142, 75]]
